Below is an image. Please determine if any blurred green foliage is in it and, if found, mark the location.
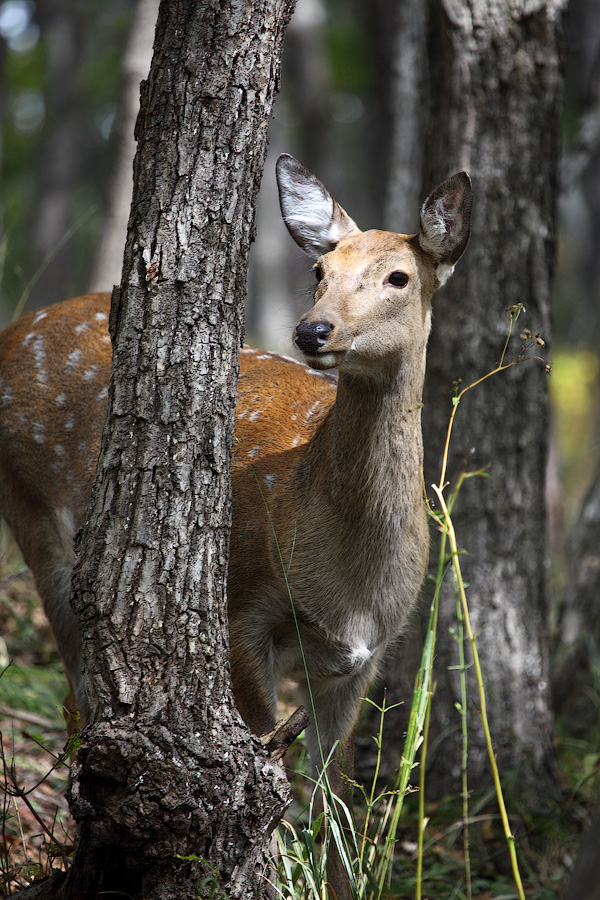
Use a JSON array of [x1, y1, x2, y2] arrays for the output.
[[551, 347, 600, 521]]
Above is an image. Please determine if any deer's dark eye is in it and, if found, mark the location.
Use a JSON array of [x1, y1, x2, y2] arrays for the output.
[[388, 271, 409, 288], [312, 265, 323, 283]]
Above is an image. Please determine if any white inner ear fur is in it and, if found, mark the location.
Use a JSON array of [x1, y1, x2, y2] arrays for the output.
[[278, 164, 359, 257], [420, 195, 464, 258], [281, 179, 335, 233], [435, 261, 456, 286]]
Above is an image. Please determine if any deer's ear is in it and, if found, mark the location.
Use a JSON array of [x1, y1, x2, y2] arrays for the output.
[[276, 154, 360, 259], [418, 172, 473, 286]]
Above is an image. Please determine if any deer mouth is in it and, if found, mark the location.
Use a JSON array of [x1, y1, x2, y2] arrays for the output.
[[302, 349, 341, 370]]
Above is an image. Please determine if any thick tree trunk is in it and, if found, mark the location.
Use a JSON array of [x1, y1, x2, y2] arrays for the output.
[[54, 2, 296, 898], [359, 0, 565, 805]]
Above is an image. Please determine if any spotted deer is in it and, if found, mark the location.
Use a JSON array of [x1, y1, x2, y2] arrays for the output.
[[0, 155, 471, 896]]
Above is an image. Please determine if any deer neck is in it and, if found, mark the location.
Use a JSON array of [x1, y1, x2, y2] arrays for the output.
[[321, 354, 427, 520], [290, 351, 429, 648]]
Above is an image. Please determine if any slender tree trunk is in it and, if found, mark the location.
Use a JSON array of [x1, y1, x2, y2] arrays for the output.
[[26, 0, 87, 308], [553, 472, 600, 729], [359, 0, 565, 805], [49, 2, 296, 898], [87, 0, 160, 294]]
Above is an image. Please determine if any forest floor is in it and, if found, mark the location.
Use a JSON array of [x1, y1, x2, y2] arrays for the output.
[[0, 537, 74, 894], [0, 532, 596, 899]]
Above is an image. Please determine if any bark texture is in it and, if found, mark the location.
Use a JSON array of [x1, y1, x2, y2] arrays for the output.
[[60, 1, 296, 898], [359, 0, 565, 803]]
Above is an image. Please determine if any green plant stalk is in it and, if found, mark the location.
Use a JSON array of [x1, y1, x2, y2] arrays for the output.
[[431, 483, 525, 900], [438, 305, 523, 489], [255, 476, 357, 896], [359, 696, 387, 867], [373, 600, 436, 899], [452, 566, 472, 900], [415, 528, 447, 900]]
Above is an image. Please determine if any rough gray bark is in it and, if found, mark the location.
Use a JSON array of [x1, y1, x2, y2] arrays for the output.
[[359, 0, 565, 804], [50, 2, 295, 898]]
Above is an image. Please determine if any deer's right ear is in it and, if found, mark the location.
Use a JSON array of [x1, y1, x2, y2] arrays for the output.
[[276, 154, 360, 259], [418, 171, 473, 286]]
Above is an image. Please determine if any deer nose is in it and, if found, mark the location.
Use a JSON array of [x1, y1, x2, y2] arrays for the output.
[[294, 321, 333, 354]]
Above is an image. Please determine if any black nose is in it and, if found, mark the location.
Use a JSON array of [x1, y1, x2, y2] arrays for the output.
[[294, 321, 333, 355]]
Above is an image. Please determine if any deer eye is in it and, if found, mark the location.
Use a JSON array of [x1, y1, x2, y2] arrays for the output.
[[388, 271, 409, 288], [312, 265, 323, 283]]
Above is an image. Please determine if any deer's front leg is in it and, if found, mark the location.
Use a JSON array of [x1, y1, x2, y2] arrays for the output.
[[299, 667, 376, 900]]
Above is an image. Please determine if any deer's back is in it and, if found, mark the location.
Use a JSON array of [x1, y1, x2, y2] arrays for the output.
[[0, 294, 338, 572]]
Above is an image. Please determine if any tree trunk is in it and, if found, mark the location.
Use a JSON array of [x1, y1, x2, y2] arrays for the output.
[[359, 0, 565, 805], [54, 2, 295, 898], [562, 793, 600, 900], [27, 0, 86, 309], [87, 0, 160, 294], [553, 470, 600, 730]]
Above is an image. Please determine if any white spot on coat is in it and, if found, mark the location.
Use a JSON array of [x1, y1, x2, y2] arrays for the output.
[[83, 365, 99, 381], [65, 349, 82, 372], [305, 400, 322, 422]]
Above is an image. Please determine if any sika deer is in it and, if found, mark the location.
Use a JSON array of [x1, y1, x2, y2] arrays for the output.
[[0, 155, 471, 897]]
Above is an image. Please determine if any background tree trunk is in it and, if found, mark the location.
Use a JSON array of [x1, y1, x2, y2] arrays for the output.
[[87, 0, 160, 294], [553, 471, 600, 729], [57, 2, 295, 898], [27, 0, 86, 308], [358, 0, 565, 805]]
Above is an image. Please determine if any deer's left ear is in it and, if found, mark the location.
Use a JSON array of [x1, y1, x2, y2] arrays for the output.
[[418, 172, 473, 286]]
